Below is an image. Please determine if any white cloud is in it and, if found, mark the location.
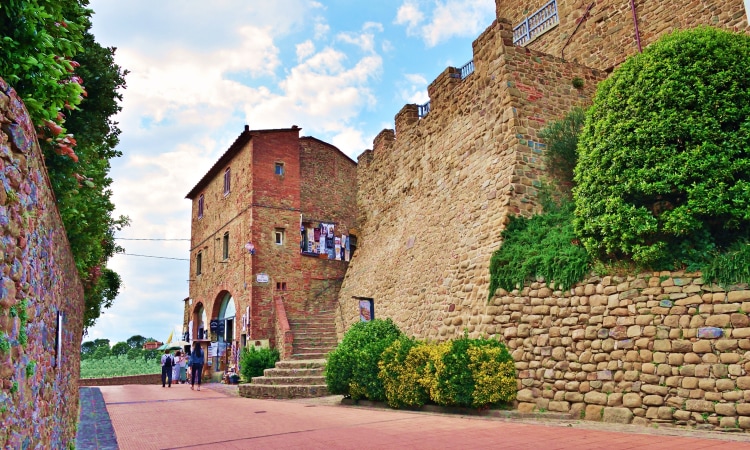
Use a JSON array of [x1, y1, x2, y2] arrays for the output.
[[396, 1, 425, 31], [330, 127, 372, 159], [398, 73, 430, 104], [395, 0, 495, 47], [296, 40, 316, 61]]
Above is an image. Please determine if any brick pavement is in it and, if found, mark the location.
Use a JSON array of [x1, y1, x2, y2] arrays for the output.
[[79, 383, 750, 450]]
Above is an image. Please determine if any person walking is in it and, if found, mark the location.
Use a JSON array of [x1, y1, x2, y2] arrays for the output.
[[172, 351, 182, 384], [161, 349, 174, 388], [189, 342, 204, 391]]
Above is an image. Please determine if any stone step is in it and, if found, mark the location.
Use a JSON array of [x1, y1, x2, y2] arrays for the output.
[[251, 375, 326, 386], [239, 383, 329, 399], [263, 367, 325, 377], [274, 359, 327, 369], [291, 352, 329, 360]]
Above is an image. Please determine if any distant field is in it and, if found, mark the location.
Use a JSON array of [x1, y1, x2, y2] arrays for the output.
[[80, 355, 161, 379]]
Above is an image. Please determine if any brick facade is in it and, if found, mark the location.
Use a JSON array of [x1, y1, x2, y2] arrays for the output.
[[185, 126, 356, 369], [496, 0, 749, 71], [0, 78, 85, 448]]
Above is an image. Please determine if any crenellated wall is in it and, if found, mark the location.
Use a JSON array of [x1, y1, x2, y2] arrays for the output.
[[337, 19, 602, 339], [0, 79, 85, 448], [496, 0, 750, 71]]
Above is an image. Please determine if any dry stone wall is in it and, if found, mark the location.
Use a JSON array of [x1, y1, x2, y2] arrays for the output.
[[337, 19, 601, 339], [0, 78, 85, 448], [496, 0, 750, 71], [494, 273, 750, 431]]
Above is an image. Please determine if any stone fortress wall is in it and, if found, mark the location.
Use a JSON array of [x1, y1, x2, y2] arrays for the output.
[[338, 18, 602, 341], [497, 0, 749, 72], [336, 0, 750, 430], [0, 78, 85, 448]]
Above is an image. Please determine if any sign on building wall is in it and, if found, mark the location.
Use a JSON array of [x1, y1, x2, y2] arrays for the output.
[[256, 273, 269, 283]]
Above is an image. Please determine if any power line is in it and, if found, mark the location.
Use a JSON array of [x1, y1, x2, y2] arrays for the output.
[[118, 253, 189, 261], [115, 238, 190, 241]]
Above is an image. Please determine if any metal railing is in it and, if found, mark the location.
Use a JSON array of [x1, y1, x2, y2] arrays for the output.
[[459, 60, 474, 79], [417, 101, 431, 118], [513, 0, 559, 46]]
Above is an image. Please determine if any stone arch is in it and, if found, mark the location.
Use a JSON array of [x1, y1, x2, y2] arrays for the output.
[[210, 291, 237, 373], [191, 301, 207, 340]]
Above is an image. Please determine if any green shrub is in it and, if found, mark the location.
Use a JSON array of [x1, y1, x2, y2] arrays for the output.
[[488, 195, 591, 295], [432, 335, 516, 409], [239, 346, 280, 381], [378, 337, 431, 408], [539, 106, 586, 194], [701, 240, 750, 287], [574, 27, 750, 269], [325, 318, 403, 400]]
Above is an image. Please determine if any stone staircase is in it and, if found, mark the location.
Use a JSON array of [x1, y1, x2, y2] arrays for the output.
[[239, 309, 338, 399]]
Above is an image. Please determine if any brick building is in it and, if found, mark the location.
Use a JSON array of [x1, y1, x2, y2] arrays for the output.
[[184, 125, 357, 376]]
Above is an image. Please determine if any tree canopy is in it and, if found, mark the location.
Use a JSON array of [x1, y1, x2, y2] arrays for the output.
[[1, 0, 129, 331], [573, 27, 750, 269]]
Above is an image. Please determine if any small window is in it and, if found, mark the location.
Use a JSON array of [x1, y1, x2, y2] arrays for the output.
[[274, 162, 285, 176], [196, 252, 202, 275], [198, 194, 204, 219], [222, 232, 229, 260], [274, 228, 285, 245], [275, 282, 287, 291], [223, 168, 231, 195]]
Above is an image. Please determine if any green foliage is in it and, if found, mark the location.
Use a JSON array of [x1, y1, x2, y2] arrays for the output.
[[111, 341, 129, 356], [91, 346, 110, 359], [81, 338, 110, 359], [701, 240, 750, 286], [325, 318, 403, 401], [488, 195, 591, 295], [574, 27, 750, 269], [378, 337, 431, 408], [239, 346, 280, 381], [126, 348, 143, 360], [1, 1, 130, 332], [25, 360, 36, 379], [0, 333, 9, 353], [431, 335, 516, 408], [80, 354, 161, 379], [126, 335, 148, 349], [539, 107, 586, 193], [0, 0, 88, 124]]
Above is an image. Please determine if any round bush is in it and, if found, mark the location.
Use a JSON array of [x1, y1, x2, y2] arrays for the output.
[[325, 318, 403, 400], [573, 27, 750, 268], [379, 337, 431, 408]]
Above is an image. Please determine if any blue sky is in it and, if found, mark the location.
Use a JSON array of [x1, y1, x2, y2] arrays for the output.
[[84, 0, 497, 345]]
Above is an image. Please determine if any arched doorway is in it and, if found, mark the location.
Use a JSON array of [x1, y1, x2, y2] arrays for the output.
[[192, 303, 207, 340], [215, 292, 236, 373]]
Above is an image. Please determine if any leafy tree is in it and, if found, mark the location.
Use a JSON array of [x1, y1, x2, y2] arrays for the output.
[[91, 345, 111, 359], [574, 27, 750, 269], [111, 341, 129, 356], [81, 338, 110, 357], [1, 1, 129, 331], [126, 348, 143, 360], [126, 335, 148, 349]]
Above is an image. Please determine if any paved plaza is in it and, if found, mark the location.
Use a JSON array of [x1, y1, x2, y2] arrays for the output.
[[77, 384, 750, 449]]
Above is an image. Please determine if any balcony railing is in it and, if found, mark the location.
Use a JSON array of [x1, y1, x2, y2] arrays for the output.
[[513, 0, 559, 46], [459, 60, 474, 79], [417, 101, 431, 119]]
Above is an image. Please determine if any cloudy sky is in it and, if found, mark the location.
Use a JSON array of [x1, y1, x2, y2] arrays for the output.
[[84, 0, 497, 346]]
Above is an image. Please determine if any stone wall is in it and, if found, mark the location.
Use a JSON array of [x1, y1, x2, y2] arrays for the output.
[[336, 19, 602, 339], [493, 273, 750, 430], [0, 79, 85, 447], [496, 0, 750, 71], [79, 373, 161, 386]]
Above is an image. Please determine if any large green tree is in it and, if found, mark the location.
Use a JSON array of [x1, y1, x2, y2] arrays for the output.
[[0, 0, 128, 331], [573, 27, 750, 269]]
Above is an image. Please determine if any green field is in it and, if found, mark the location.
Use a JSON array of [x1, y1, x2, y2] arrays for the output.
[[80, 355, 161, 379]]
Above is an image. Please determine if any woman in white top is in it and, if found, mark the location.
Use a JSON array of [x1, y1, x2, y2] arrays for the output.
[[172, 351, 182, 383]]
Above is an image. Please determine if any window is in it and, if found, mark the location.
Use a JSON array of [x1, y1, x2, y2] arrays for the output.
[[196, 252, 202, 275], [275, 282, 287, 291], [274, 162, 285, 176], [198, 194, 204, 219], [223, 167, 231, 195], [274, 228, 285, 245], [222, 232, 229, 260]]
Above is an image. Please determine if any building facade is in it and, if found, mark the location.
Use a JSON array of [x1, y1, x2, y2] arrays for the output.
[[185, 126, 357, 375]]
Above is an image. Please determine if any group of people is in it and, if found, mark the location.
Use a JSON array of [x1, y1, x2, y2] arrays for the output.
[[160, 341, 205, 390]]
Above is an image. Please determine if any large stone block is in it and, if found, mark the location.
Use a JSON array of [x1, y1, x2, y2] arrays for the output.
[[602, 407, 634, 424]]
